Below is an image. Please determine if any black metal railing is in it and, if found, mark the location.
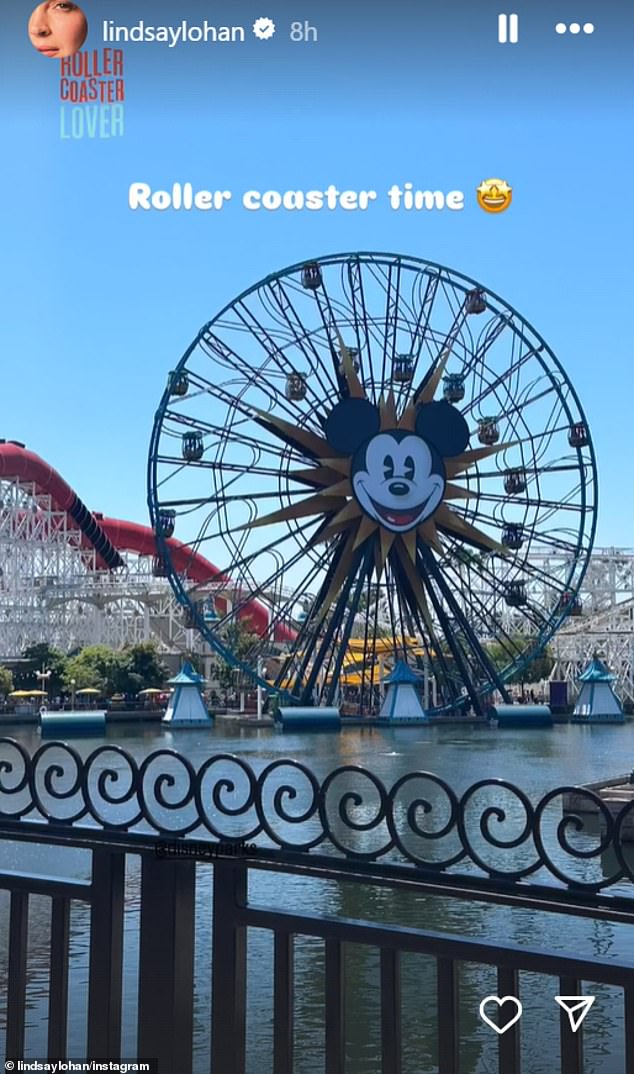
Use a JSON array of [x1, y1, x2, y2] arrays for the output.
[[1, 739, 634, 1074]]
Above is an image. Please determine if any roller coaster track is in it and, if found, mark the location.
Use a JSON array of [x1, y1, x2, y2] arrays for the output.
[[0, 440, 294, 641]]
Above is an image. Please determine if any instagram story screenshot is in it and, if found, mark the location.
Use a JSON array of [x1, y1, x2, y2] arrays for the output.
[[1, 1, 633, 1072]]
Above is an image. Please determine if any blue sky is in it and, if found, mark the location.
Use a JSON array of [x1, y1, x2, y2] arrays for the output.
[[2, 1, 632, 546]]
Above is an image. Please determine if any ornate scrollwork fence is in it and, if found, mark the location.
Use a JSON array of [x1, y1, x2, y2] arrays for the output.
[[0, 737, 633, 894]]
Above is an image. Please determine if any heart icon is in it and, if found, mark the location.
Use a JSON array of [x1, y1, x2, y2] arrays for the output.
[[479, 995, 523, 1035]]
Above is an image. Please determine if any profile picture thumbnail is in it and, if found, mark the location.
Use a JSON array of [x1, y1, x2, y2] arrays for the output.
[[28, 2, 88, 59]]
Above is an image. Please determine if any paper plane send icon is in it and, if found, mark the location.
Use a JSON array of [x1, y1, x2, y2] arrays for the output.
[[555, 996, 595, 1032]]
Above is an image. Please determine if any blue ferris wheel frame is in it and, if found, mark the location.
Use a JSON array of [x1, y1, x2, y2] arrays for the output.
[[147, 251, 598, 710]]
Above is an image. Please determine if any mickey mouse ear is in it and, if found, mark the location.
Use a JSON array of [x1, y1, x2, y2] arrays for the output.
[[325, 399, 381, 455], [415, 400, 469, 457]]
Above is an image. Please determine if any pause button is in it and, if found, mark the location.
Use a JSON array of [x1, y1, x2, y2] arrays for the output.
[[498, 12, 519, 43]]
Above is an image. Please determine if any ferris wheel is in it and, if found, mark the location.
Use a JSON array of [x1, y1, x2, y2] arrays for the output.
[[147, 252, 597, 716]]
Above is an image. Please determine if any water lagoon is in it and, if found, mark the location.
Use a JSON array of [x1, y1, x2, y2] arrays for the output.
[[1, 720, 633, 1074]]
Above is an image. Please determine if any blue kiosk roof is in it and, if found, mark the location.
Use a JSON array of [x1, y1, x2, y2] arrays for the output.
[[167, 661, 205, 686], [382, 661, 422, 685], [577, 658, 615, 684]]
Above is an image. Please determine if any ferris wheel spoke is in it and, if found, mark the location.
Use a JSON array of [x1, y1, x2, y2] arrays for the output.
[[322, 546, 374, 705], [285, 533, 360, 698], [329, 264, 407, 394], [328, 279, 378, 397], [155, 457, 287, 481], [213, 305, 320, 367], [344, 257, 376, 381], [517, 529, 591, 561], [379, 258, 402, 390], [212, 313, 297, 348], [475, 491, 587, 514], [341, 258, 397, 393], [374, 259, 445, 357], [509, 550, 580, 593], [465, 373, 548, 447], [412, 303, 469, 405], [212, 544, 306, 626], [198, 326, 266, 378], [467, 499, 589, 547], [455, 593, 526, 668], [209, 514, 320, 570], [157, 487, 317, 512], [439, 274, 474, 349], [390, 553, 457, 696], [164, 378, 269, 428], [362, 256, 413, 323], [382, 572, 401, 659], [355, 573, 376, 708], [405, 270, 442, 390], [425, 549, 494, 691], [475, 346, 548, 409], [262, 563, 325, 643], [499, 383, 562, 429], [466, 424, 576, 457], [463, 536, 576, 603], [311, 282, 365, 391], [231, 298, 338, 414], [259, 279, 342, 407], [231, 297, 300, 367], [441, 553, 535, 660], [329, 262, 432, 402], [160, 410, 323, 472], [198, 334, 308, 419], [460, 311, 510, 381], [159, 410, 251, 443], [324, 288, 379, 380], [473, 581, 551, 659], [471, 462, 589, 482], [464, 345, 546, 416], [417, 550, 501, 714], [511, 407, 567, 468]]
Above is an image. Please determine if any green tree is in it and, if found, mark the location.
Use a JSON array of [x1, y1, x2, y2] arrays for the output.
[[127, 642, 167, 685], [118, 643, 169, 694], [16, 644, 68, 696], [210, 621, 260, 689], [183, 651, 204, 676], [486, 635, 554, 685], [0, 666, 13, 697], [514, 646, 555, 685], [63, 643, 168, 696], [63, 645, 115, 693]]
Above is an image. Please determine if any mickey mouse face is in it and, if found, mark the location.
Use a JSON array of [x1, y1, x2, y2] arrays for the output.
[[353, 431, 444, 532], [324, 397, 470, 535]]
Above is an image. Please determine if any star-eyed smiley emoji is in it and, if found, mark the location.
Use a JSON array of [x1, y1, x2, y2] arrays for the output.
[[477, 178, 512, 213]]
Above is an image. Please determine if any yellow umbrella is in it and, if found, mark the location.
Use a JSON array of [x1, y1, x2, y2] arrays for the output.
[[340, 672, 366, 686], [346, 636, 420, 652], [76, 688, 101, 695], [138, 688, 164, 695], [10, 689, 47, 697]]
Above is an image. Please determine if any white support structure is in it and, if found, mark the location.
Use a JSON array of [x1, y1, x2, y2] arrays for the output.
[[1, 472, 633, 702], [551, 598, 634, 703], [401, 545, 634, 703], [0, 476, 213, 664], [531, 546, 634, 703]]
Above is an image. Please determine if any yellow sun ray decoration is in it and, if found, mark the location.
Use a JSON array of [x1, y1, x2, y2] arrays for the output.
[[248, 335, 513, 672]]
